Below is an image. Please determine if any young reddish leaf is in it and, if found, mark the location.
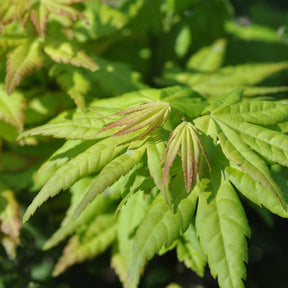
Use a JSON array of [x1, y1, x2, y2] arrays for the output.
[[99, 101, 171, 138], [44, 41, 98, 71], [30, 2, 50, 39], [5, 39, 44, 95], [162, 122, 209, 192]]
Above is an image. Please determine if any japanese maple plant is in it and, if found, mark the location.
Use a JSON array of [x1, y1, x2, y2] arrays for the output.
[[1, 0, 288, 287]]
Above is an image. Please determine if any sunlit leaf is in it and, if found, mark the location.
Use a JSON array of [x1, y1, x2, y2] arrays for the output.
[[129, 189, 198, 288], [74, 144, 147, 218], [213, 100, 288, 126], [23, 133, 137, 222], [196, 175, 250, 288], [162, 122, 209, 192], [213, 118, 287, 208], [187, 38, 227, 71], [226, 166, 288, 218], [5, 38, 44, 95], [44, 41, 99, 71]]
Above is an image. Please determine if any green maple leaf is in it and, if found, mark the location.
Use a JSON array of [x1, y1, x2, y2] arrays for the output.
[[196, 174, 250, 288]]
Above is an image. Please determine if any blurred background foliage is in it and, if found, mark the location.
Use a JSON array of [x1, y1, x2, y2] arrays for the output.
[[0, 0, 288, 287]]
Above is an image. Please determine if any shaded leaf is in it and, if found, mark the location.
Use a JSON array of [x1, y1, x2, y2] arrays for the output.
[[0, 34, 26, 49], [176, 225, 206, 277], [44, 175, 123, 250], [56, 70, 90, 110], [0, 85, 25, 132], [0, 182, 21, 259], [115, 191, 150, 288], [160, 86, 207, 120], [165, 62, 288, 96], [206, 89, 243, 112], [53, 214, 116, 276]]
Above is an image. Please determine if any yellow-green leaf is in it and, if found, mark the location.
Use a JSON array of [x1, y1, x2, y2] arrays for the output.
[[5, 39, 44, 95], [44, 41, 99, 71]]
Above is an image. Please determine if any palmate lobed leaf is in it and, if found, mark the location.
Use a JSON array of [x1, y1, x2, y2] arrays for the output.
[[196, 175, 250, 288], [205, 89, 243, 113], [198, 62, 288, 87], [5, 38, 44, 95], [212, 118, 287, 209]]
